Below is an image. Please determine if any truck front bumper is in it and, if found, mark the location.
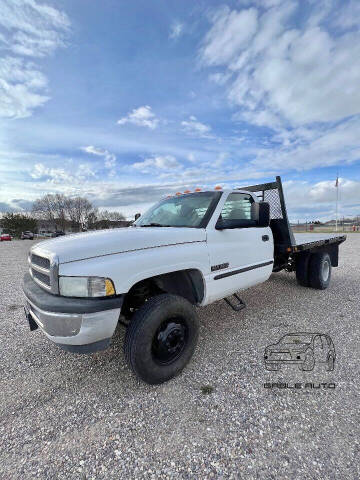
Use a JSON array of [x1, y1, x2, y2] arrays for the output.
[[23, 273, 124, 353]]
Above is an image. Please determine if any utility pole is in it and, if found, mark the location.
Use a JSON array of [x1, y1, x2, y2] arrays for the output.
[[335, 172, 339, 232]]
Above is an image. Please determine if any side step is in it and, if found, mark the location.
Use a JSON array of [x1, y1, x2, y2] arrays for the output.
[[224, 294, 246, 312]]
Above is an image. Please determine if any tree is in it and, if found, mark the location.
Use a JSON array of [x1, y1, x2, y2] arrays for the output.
[[32, 194, 56, 227], [52, 194, 67, 231], [98, 210, 125, 221], [32, 193, 98, 232], [0, 213, 37, 237], [65, 196, 97, 231], [86, 209, 99, 230]]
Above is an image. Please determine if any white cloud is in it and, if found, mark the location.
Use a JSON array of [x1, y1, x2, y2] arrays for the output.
[[0, 0, 69, 118], [117, 105, 159, 129], [200, 2, 360, 126], [132, 155, 179, 173], [250, 116, 360, 171], [187, 152, 196, 162], [332, 0, 360, 30], [283, 178, 360, 222], [200, 6, 258, 66], [0, 0, 70, 57], [169, 22, 184, 40], [181, 116, 212, 138], [81, 145, 116, 173], [30, 162, 95, 183], [0, 57, 49, 118]]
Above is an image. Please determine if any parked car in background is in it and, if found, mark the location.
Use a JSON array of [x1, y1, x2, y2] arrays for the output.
[[0, 233, 12, 241], [52, 231, 66, 237], [21, 231, 34, 240]]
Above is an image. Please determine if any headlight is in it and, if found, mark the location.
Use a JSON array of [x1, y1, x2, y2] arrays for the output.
[[59, 276, 116, 297]]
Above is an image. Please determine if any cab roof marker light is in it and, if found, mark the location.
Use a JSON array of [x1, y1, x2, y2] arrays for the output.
[[214, 185, 222, 190], [175, 192, 182, 196], [184, 190, 191, 193], [194, 188, 202, 192]]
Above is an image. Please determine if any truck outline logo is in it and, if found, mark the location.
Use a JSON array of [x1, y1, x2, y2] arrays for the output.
[[264, 332, 335, 372]]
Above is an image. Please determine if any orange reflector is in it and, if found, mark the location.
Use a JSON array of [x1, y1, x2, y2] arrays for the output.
[[214, 185, 222, 190], [184, 190, 191, 193], [194, 188, 202, 192], [175, 192, 182, 196], [286, 247, 292, 252]]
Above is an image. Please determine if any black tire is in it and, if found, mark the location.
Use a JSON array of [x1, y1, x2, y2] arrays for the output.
[[308, 252, 331, 290], [124, 294, 199, 384], [295, 253, 310, 287]]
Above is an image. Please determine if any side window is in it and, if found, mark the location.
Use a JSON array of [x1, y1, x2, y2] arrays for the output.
[[220, 193, 256, 223]]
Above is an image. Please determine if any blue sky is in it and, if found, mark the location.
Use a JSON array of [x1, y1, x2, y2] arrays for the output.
[[1, 0, 360, 221]]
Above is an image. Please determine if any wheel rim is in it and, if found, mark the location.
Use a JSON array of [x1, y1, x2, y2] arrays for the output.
[[322, 260, 330, 281], [152, 318, 188, 365]]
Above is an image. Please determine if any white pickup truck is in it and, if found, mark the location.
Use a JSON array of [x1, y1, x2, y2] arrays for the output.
[[23, 177, 346, 384]]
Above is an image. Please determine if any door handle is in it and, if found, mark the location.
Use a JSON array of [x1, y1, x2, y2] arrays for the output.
[[262, 235, 269, 241]]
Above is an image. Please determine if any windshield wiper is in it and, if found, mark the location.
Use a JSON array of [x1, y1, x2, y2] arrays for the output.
[[140, 223, 172, 227]]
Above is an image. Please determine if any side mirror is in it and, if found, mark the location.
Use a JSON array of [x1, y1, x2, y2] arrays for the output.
[[134, 213, 141, 221], [258, 202, 270, 227]]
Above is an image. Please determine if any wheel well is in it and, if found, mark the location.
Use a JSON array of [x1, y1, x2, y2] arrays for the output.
[[293, 244, 339, 268], [121, 269, 205, 318]]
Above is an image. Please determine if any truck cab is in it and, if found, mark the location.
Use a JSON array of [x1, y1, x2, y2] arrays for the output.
[[23, 177, 346, 384]]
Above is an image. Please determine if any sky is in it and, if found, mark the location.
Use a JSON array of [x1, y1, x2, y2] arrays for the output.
[[1, 0, 360, 222]]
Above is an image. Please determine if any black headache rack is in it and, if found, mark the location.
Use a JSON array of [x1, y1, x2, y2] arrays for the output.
[[238, 176, 346, 269], [239, 176, 295, 253]]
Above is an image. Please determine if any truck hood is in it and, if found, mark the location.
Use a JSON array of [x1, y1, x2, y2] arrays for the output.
[[32, 227, 207, 264]]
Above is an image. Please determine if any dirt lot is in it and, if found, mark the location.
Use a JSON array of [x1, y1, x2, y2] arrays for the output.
[[0, 236, 359, 479]]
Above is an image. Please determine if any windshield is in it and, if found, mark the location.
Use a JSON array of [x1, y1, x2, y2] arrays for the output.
[[278, 334, 313, 345], [135, 192, 221, 228]]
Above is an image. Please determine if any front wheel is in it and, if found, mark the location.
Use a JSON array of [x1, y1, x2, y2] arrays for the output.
[[124, 294, 199, 384]]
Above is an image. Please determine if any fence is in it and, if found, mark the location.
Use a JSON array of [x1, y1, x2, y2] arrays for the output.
[[291, 222, 360, 233]]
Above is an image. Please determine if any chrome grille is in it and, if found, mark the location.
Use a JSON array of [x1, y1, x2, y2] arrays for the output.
[[32, 269, 51, 287], [31, 254, 50, 270], [29, 250, 58, 293]]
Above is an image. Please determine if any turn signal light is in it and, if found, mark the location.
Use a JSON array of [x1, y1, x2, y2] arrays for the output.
[[105, 279, 116, 296]]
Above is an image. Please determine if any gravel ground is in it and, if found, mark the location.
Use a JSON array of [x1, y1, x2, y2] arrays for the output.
[[0, 236, 359, 479]]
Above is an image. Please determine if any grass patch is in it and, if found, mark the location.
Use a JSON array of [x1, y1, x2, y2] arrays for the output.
[[201, 385, 214, 395]]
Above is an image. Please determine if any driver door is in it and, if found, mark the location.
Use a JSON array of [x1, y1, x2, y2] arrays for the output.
[[206, 192, 274, 303]]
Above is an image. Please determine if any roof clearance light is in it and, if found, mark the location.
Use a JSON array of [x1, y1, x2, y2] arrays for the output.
[[214, 186, 222, 190], [184, 190, 191, 193], [194, 188, 202, 192], [175, 192, 182, 196]]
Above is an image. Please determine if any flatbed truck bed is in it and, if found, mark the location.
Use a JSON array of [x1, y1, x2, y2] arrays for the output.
[[292, 233, 346, 252], [241, 177, 346, 272]]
